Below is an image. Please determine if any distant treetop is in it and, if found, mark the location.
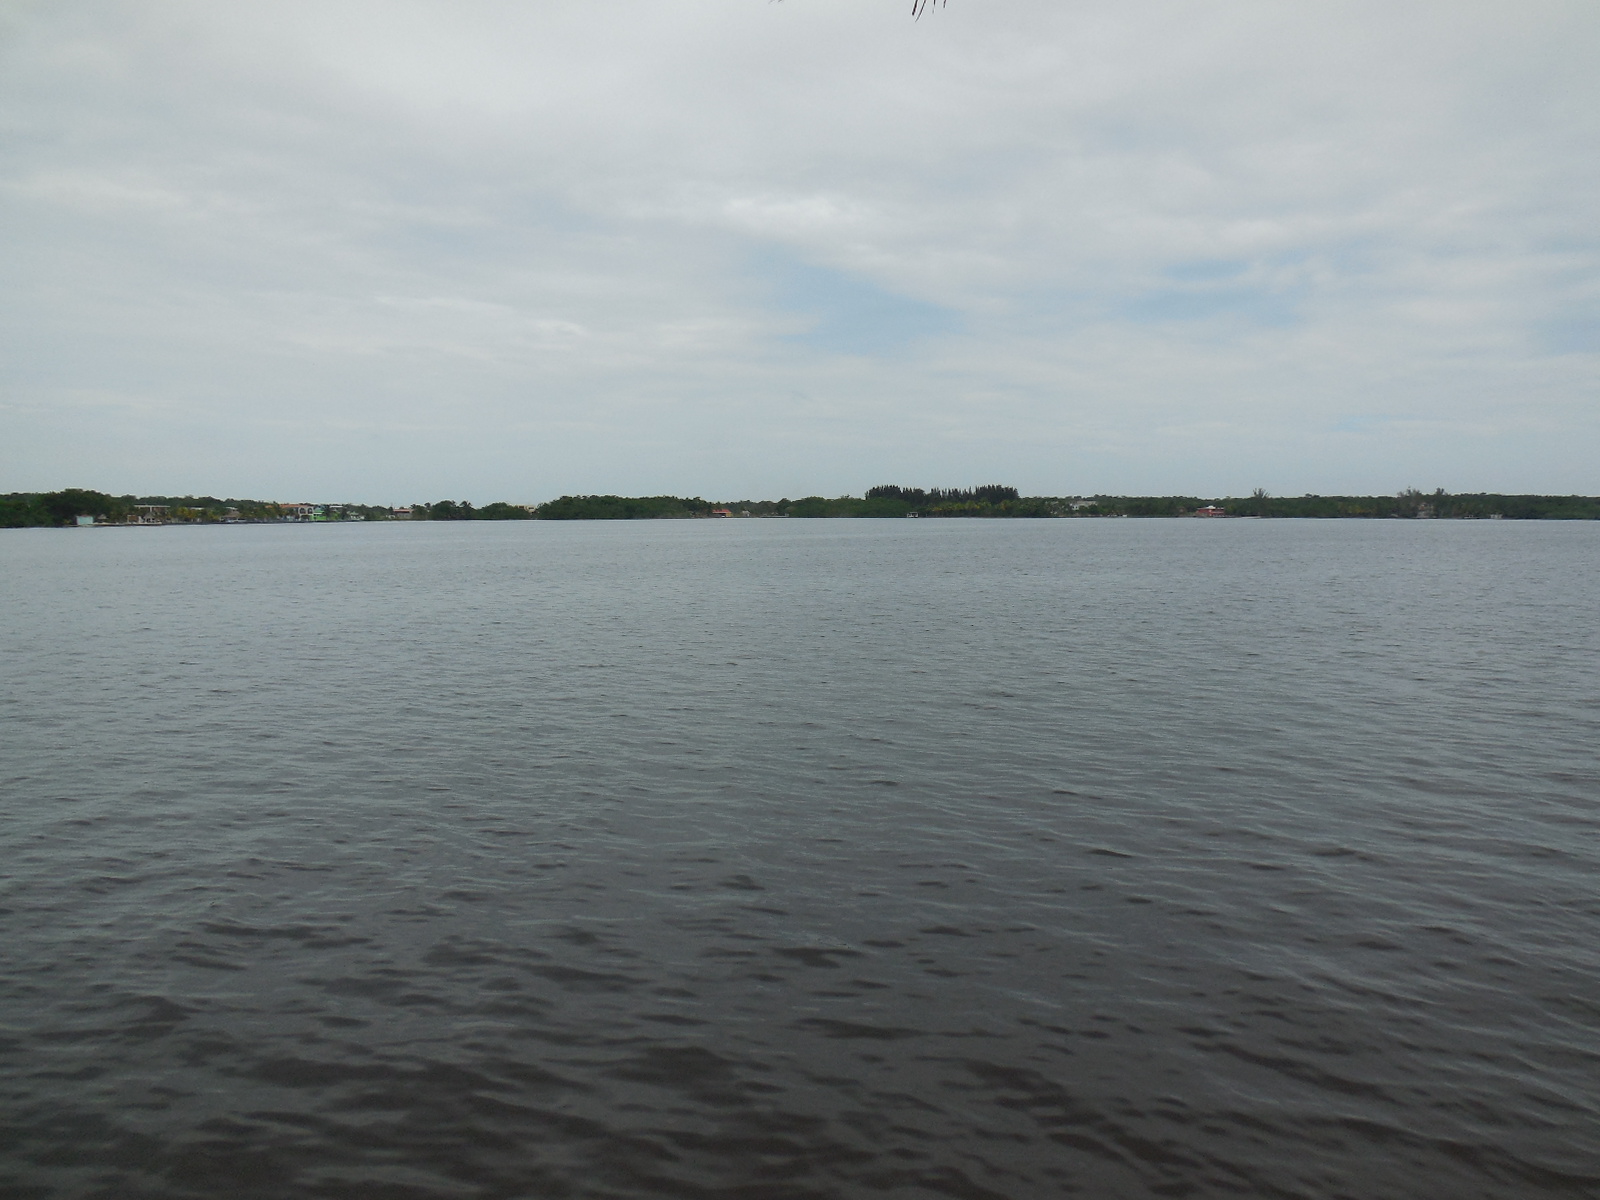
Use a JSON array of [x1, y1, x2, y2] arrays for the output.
[[867, 484, 1019, 507]]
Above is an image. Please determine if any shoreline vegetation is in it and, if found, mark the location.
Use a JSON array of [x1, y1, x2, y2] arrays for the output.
[[4, 486, 1599, 528]]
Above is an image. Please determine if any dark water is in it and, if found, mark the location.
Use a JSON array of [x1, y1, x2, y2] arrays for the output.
[[2, 518, 1597, 1199]]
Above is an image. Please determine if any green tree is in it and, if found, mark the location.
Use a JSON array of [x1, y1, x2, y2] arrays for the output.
[[476, 502, 532, 520], [39, 489, 127, 524], [425, 500, 476, 521]]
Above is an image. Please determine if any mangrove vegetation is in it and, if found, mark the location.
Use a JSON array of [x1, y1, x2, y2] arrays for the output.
[[6, 486, 1598, 528]]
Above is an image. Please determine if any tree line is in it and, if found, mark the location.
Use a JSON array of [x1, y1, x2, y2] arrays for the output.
[[496, 487, 1600, 520], [7, 487, 1599, 528], [1, 490, 289, 527]]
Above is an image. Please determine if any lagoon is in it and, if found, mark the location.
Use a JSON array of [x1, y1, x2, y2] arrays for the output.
[[2, 518, 1596, 1198]]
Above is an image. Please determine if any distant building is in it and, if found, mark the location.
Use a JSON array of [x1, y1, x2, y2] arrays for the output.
[[711, 508, 732, 517], [1194, 505, 1226, 517], [75, 515, 96, 526]]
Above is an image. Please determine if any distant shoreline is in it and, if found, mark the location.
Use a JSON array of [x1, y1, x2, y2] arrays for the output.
[[6, 488, 1600, 526]]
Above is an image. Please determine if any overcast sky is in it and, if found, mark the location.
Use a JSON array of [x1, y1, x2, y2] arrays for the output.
[[2, 0, 1596, 503]]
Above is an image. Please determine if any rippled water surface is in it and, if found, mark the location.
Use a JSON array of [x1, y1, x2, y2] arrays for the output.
[[2, 518, 1597, 1199]]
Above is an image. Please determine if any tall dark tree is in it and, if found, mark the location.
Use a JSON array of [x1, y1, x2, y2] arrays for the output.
[[39, 489, 124, 524]]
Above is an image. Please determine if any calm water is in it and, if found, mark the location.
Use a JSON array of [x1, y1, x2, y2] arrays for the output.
[[1, 518, 1597, 1199]]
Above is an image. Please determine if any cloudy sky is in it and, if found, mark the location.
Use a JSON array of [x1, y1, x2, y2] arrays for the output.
[[2, 0, 1596, 503]]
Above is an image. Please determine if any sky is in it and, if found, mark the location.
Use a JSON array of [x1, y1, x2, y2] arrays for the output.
[[2, 0, 1596, 504]]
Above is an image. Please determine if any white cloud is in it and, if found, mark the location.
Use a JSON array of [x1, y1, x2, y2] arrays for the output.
[[1, 0, 1596, 501]]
